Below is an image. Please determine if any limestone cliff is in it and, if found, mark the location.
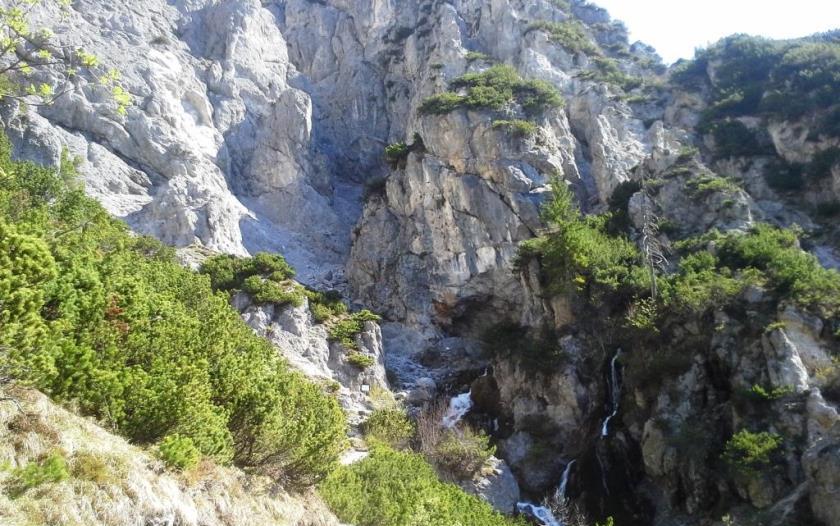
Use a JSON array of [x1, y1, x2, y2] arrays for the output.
[[3, 0, 840, 525]]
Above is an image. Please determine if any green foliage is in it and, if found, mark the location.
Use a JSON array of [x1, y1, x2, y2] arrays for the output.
[[0, 0, 130, 114], [0, 135, 346, 486], [580, 56, 643, 91], [625, 297, 660, 333], [465, 51, 491, 62], [685, 173, 740, 196], [305, 289, 348, 322], [660, 252, 746, 313], [242, 275, 305, 307], [384, 142, 409, 167], [717, 224, 840, 314], [419, 65, 563, 116], [158, 434, 201, 470], [363, 409, 415, 449], [6, 453, 69, 497], [528, 20, 600, 56], [536, 182, 646, 297], [319, 445, 526, 526], [431, 428, 495, 479], [328, 310, 382, 349], [201, 252, 350, 321], [200, 252, 295, 291], [346, 352, 376, 370], [744, 384, 794, 401], [710, 120, 772, 158], [492, 119, 538, 138], [674, 34, 840, 137], [723, 430, 783, 473], [419, 92, 464, 115]]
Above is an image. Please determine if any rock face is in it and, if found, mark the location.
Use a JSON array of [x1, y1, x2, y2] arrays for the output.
[[235, 293, 388, 424], [3, 0, 355, 284], [7, 0, 840, 524], [462, 456, 521, 514]]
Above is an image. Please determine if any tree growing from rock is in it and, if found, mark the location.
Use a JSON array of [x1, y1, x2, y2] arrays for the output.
[[0, 0, 130, 113]]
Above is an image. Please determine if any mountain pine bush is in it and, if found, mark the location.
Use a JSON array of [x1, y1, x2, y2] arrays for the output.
[[0, 136, 346, 486]]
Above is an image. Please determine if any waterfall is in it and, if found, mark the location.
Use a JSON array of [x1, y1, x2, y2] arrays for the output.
[[441, 391, 473, 428], [557, 460, 576, 500], [600, 349, 623, 438], [516, 502, 563, 526], [516, 459, 576, 526]]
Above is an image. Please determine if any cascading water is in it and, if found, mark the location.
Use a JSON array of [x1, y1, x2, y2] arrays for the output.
[[441, 391, 473, 428], [515, 459, 575, 526], [516, 503, 563, 526], [600, 349, 623, 438], [557, 460, 576, 501]]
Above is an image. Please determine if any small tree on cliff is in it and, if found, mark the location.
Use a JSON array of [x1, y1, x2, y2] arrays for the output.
[[0, 0, 130, 113]]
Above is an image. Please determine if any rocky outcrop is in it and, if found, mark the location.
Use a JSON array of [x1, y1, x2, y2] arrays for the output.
[[0, 388, 342, 526], [462, 456, 521, 514], [4, 0, 355, 285], [7, 0, 840, 524], [235, 293, 388, 424]]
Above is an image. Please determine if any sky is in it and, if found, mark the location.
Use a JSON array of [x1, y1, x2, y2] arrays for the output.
[[592, 0, 840, 64]]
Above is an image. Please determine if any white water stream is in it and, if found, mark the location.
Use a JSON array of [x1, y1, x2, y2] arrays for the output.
[[600, 349, 622, 437], [557, 459, 576, 500], [516, 502, 563, 526], [441, 391, 473, 428], [516, 459, 576, 526]]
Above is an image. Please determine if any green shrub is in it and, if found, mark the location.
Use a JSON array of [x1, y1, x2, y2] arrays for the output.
[[419, 92, 466, 115], [419, 65, 563, 116], [584, 56, 643, 90], [710, 120, 772, 158], [717, 224, 840, 314], [201, 252, 295, 291], [492, 119, 538, 138], [328, 310, 382, 349], [431, 428, 496, 479], [528, 20, 599, 56], [319, 445, 525, 526], [0, 135, 346, 486], [6, 454, 69, 497], [723, 430, 783, 473], [363, 409, 415, 449], [242, 275, 305, 306], [384, 142, 409, 167], [674, 34, 840, 137], [346, 352, 376, 370], [685, 173, 740, 196], [465, 51, 491, 62], [307, 289, 348, 323], [538, 182, 647, 297], [158, 434, 201, 470], [744, 384, 795, 401], [660, 252, 745, 313]]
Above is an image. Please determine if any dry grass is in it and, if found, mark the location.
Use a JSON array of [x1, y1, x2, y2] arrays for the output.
[[0, 386, 341, 526]]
